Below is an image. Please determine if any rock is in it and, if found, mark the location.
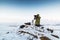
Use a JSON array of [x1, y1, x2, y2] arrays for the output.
[[51, 34, 59, 39], [20, 25, 25, 28], [47, 28, 53, 33], [24, 22, 31, 25], [40, 36, 51, 40], [6, 32, 9, 34], [41, 27, 44, 29]]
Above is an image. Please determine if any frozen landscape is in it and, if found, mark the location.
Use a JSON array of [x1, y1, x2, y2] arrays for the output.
[[0, 0, 60, 40], [0, 23, 60, 40]]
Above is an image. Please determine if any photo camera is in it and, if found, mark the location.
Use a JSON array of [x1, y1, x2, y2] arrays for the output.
[[34, 15, 38, 19]]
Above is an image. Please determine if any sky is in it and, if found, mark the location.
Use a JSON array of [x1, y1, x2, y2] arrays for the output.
[[0, 0, 60, 24]]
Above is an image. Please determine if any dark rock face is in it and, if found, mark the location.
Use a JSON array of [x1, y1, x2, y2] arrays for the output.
[[47, 28, 53, 33], [20, 25, 25, 28], [6, 32, 9, 34], [25, 22, 31, 25], [41, 27, 44, 29], [51, 34, 59, 39], [40, 36, 51, 40]]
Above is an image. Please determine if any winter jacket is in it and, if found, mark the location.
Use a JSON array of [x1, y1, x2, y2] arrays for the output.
[[35, 15, 41, 25]]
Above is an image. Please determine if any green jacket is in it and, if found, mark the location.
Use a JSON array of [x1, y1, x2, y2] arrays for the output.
[[35, 16, 41, 25]]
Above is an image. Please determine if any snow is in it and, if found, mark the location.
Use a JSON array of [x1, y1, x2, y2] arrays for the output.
[[0, 23, 60, 40]]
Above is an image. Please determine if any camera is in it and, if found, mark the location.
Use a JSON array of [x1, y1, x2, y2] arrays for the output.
[[34, 15, 37, 19]]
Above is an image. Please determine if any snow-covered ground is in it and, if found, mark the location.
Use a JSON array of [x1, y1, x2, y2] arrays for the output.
[[0, 23, 60, 40]]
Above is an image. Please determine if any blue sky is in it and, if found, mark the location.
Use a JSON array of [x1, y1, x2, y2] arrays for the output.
[[0, 0, 60, 24]]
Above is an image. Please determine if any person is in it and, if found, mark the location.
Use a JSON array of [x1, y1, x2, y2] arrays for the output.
[[34, 14, 41, 27]]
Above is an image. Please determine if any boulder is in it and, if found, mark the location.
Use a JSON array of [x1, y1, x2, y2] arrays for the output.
[[51, 34, 59, 39], [20, 25, 25, 28], [40, 36, 51, 40]]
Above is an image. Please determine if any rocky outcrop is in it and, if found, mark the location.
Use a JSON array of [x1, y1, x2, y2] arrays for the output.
[[40, 36, 51, 40]]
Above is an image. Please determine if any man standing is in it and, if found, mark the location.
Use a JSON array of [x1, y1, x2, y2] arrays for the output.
[[34, 14, 41, 27]]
